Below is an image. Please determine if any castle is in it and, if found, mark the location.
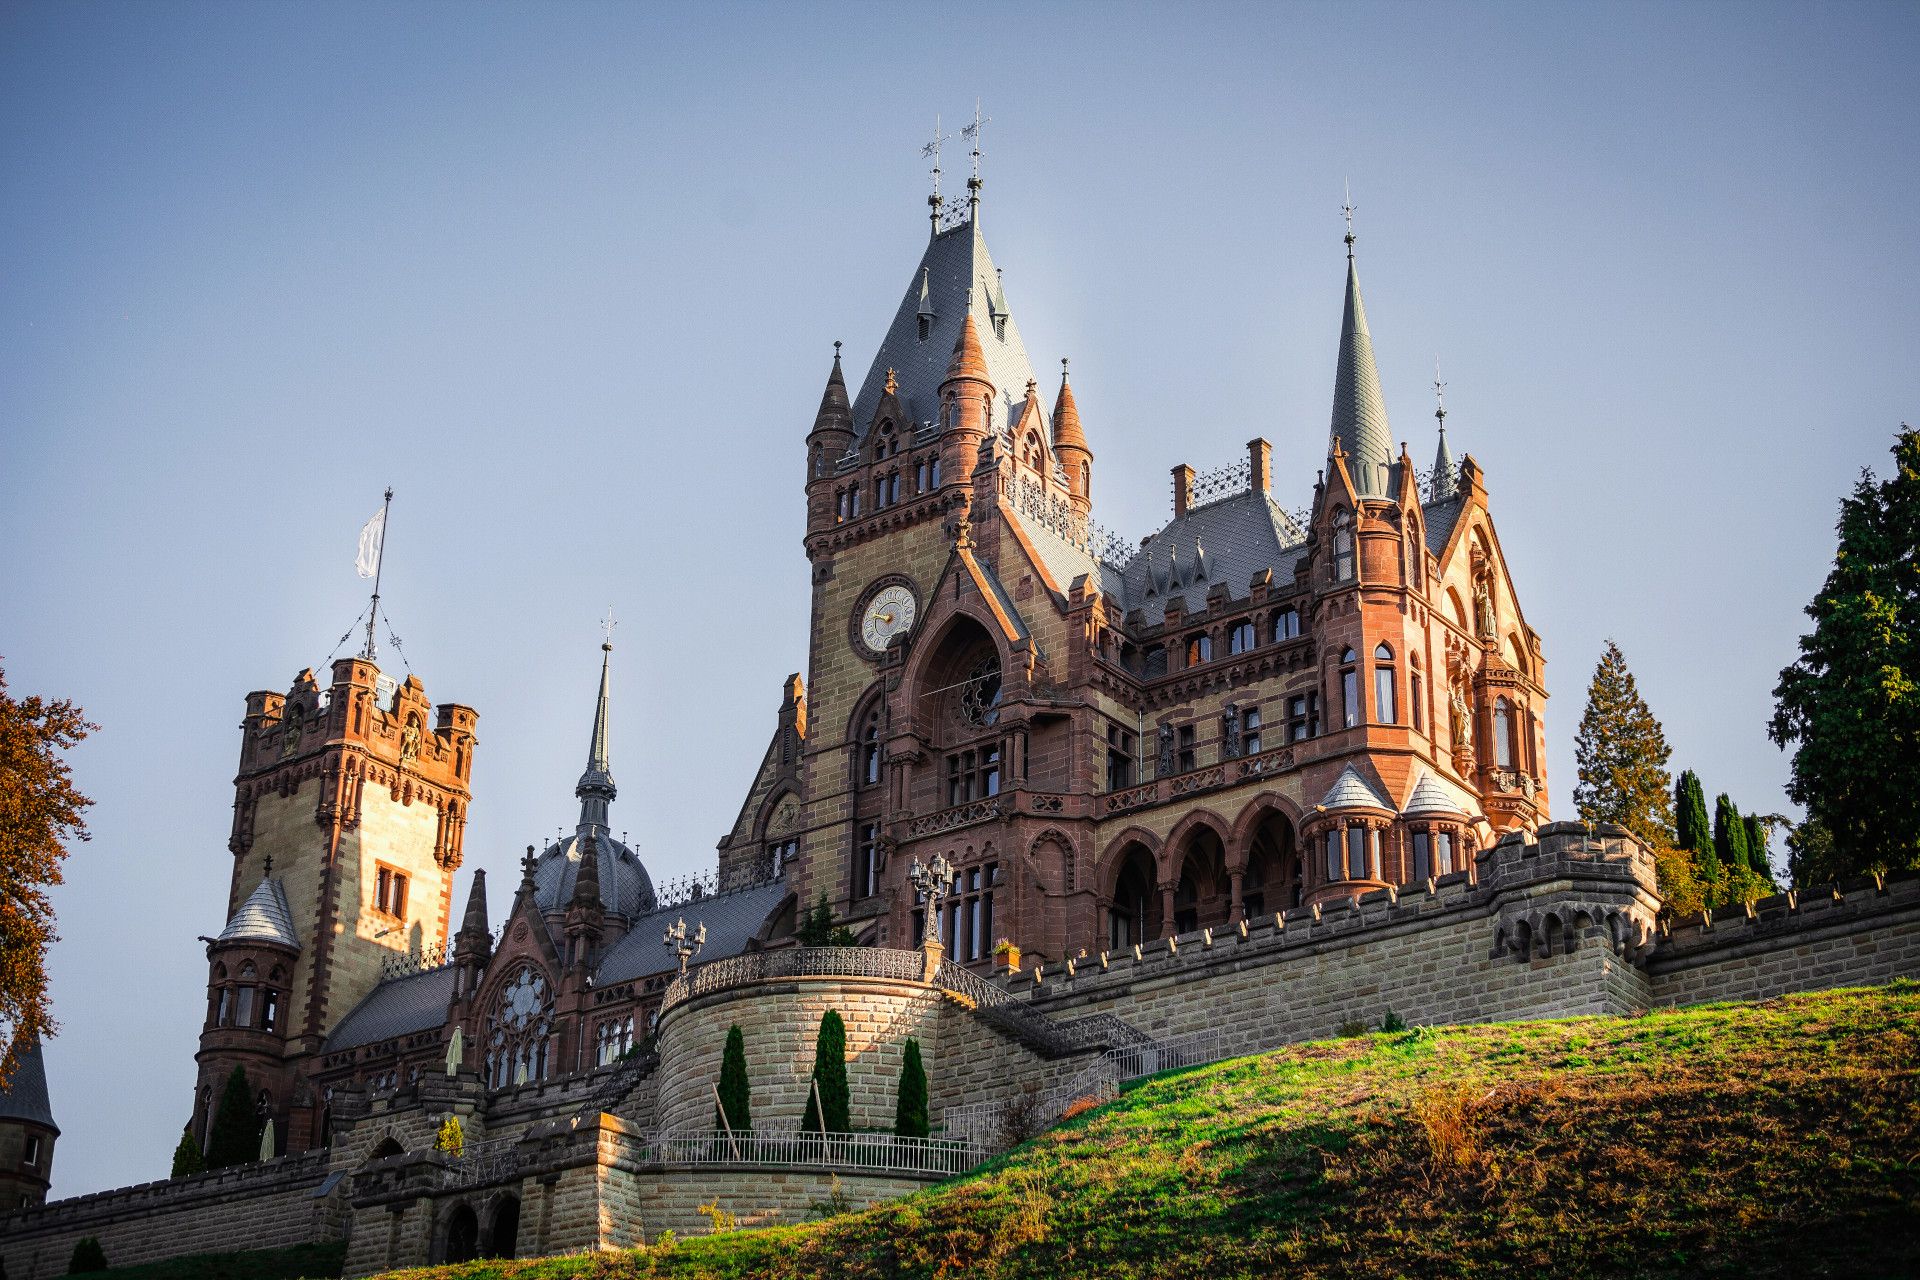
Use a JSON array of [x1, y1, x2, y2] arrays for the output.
[[2, 163, 1915, 1278]]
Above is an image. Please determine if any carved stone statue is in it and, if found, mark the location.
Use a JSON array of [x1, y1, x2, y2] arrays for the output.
[[1450, 684, 1473, 748], [1156, 724, 1175, 779], [399, 714, 422, 766], [1473, 581, 1496, 639], [1221, 703, 1242, 760]]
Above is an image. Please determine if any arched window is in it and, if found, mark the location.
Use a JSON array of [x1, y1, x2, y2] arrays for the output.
[[874, 425, 899, 460], [1022, 433, 1046, 471], [1340, 648, 1359, 728], [860, 716, 882, 787], [484, 968, 554, 1089], [1410, 655, 1425, 734], [1333, 511, 1355, 581], [1186, 633, 1212, 665], [1228, 620, 1255, 654], [1374, 644, 1396, 724], [1493, 698, 1515, 768], [1272, 608, 1301, 642]]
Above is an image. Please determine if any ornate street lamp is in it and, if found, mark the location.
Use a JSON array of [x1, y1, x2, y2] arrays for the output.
[[907, 853, 955, 980], [664, 916, 706, 976]]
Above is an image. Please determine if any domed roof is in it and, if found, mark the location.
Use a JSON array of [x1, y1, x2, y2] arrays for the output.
[[532, 828, 656, 920]]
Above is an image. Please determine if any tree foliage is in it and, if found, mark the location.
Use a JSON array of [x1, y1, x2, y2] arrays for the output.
[[434, 1114, 464, 1156], [796, 893, 857, 948], [1743, 814, 1772, 877], [715, 1023, 751, 1134], [1714, 794, 1751, 879], [1572, 642, 1676, 848], [205, 1065, 260, 1169], [170, 1127, 206, 1178], [1771, 426, 1920, 876], [0, 664, 94, 1087], [1675, 771, 1712, 855], [895, 1036, 929, 1139], [800, 1010, 849, 1135], [66, 1237, 107, 1274]]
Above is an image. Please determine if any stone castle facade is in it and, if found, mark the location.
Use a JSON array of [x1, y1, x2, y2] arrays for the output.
[[2, 172, 1916, 1278]]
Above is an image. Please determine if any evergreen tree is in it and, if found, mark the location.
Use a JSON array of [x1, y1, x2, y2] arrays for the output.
[[1572, 641, 1676, 849], [204, 1065, 260, 1169], [67, 1238, 107, 1274], [1675, 771, 1712, 853], [170, 1127, 205, 1178], [799, 1010, 850, 1135], [796, 893, 858, 948], [1713, 794, 1750, 877], [894, 1037, 929, 1139], [715, 1024, 751, 1134], [1744, 814, 1773, 879], [1771, 426, 1920, 876], [1787, 816, 1841, 888]]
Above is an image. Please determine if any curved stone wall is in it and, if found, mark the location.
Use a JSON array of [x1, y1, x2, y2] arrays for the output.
[[655, 975, 943, 1134]]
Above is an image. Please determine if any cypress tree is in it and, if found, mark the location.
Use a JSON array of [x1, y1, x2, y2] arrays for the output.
[[1675, 771, 1712, 853], [204, 1065, 259, 1169], [800, 1010, 850, 1135], [67, 1238, 107, 1274], [1572, 641, 1676, 848], [1714, 794, 1750, 879], [894, 1037, 929, 1139], [170, 1127, 205, 1178], [1744, 814, 1773, 879], [715, 1024, 751, 1134], [1771, 426, 1920, 876]]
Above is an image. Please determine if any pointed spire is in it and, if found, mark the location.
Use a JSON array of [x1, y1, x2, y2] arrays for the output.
[[570, 831, 603, 912], [575, 630, 617, 831], [1431, 362, 1458, 501], [1051, 359, 1088, 454], [459, 868, 489, 937], [944, 312, 991, 387], [1329, 223, 1394, 498], [917, 269, 934, 321], [810, 342, 853, 438]]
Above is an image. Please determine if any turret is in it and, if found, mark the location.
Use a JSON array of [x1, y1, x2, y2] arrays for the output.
[[1052, 359, 1093, 514], [452, 868, 491, 996], [939, 313, 994, 485], [1328, 222, 1395, 499], [805, 343, 855, 532], [565, 832, 606, 970], [0, 1039, 57, 1209]]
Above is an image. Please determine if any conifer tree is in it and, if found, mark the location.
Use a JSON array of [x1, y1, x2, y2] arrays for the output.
[[204, 1065, 260, 1169], [715, 1024, 751, 1134], [67, 1237, 107, 1273], [170, 1127, 205, 1178], [1771, 426, 1920, 876], [1744, 814, 1773, 879], [894, 1037, 929, 1139], [799, 1010, 849, 1135], [1714, 794, 1750, 881], [1674, 771, 1711, 854], [1572, 641, 1676, 849]]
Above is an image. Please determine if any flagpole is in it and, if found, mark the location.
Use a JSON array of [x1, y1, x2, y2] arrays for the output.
[[362, 487, 393, 662]]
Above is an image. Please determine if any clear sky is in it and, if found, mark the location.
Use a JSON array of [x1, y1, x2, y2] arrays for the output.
[[2, 0, 1915, 1198]]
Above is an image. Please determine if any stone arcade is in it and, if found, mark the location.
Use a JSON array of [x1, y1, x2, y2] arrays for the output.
[[3, 170, 1917, 1277]]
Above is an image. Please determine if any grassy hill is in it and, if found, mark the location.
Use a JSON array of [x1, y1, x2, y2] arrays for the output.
[[380, 982, 1920, 1280]]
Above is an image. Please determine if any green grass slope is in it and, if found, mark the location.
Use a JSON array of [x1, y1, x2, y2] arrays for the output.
[[381, 983, 1920, 1280]]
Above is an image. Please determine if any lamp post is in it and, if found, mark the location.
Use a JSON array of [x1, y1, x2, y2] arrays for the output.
[[664, 917, 706, 977], [908, 853, 955, 983]]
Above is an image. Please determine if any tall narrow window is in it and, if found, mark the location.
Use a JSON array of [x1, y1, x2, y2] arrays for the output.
[[1411, 670, 1425, 733], [1347, 826, 1369, 880], [1333, 512, 1355, 581], [1229, 621, 1255, 654], [1186, 633, 1212, 665], [1412, 830, 1432, 882], [861, 721, 881, 787], [262, 989, 279, 1033], [1242, 707, 1263, 755], [1494, 698, 1515, 768], [1340, 649, 1359, 728], [1176, 725, 1196, 773], [1435, 830, 1455, 876], [1273, 608, 1301, 642], [235, 986, 255, 1027], [855, 822, 881, 898], [1325, 830, 1343, 882], [1106, 723, 1135, 790], [1374, 644, 1397, 724]]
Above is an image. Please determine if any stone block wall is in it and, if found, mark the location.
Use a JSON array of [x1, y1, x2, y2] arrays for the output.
[[632, 1165, 930, 1239], [0, 1152, 341, 1280]]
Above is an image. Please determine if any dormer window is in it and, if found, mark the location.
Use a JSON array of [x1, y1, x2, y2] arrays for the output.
[[918, 314, 933, 341]]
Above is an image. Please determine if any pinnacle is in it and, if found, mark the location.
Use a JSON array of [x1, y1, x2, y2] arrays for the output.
[[944, 313, 991, 387], [1052, 368, 1088, 454]]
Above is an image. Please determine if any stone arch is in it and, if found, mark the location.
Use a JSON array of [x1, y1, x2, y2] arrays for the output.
[[1099, 827, 1161, 950], [484, 1191, 521, 1259], [368, 1135, 405, 1162], [1510, 918, 1533, 963], [1161, 808, 1233, 882], [900, 610, 1010, 720], [435, 1199, 480, 1264], [1227, 793, 1306, 869], [1542, 912, 1566, 956], [1165, 809, 1233, 935], [1232, 796, 1305, 916], [1029, 828, 1078, 895]]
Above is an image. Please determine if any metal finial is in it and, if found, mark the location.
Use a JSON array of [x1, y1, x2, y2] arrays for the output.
[[262, 854, 273, 878], [963, 99, 989, 194], [1060, 356, 1070, 384], [1342, 179, 1356, 258], [1433, 359, 1448, 427], [921, 114, 950, 203], [833, 340, 842, 363], [600, 606, 616, 650]]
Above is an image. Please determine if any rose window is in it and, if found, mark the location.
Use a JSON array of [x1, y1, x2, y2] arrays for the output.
[[959, 655, 1002, 727], [484, 967, 553, 1088]]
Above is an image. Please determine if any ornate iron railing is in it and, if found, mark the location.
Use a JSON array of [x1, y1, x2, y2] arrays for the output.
[[1189, 457, 1252, 508], [905, 798, 1002, 838], [439, 1136, 522, 1190], [640, 1129, 982, 1177], [659, 947, 926, 1017], [652, 861, 785, 911]]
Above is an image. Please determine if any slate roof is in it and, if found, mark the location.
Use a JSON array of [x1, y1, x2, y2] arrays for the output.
[[1114, 491, 1309, 626], [323, 965, 458, 1052], [1422, 492, 1468, 557], [533, 829, 657, 921], [1319, 765, 1394, 811], [849, 219, 1040, 440], [1402, 768, 1478, 816], [594, 879, 790, 988], [1330, 254, 1395, 497], [217, 877, 299, 949], [0, 1038, 57, 1133]]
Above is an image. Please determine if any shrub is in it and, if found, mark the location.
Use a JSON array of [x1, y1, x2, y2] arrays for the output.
[[999, 1082, 1048, 1147], [716, 1024, 752, 1134], [894, 1036, 929, 1139], [1380, 1009, 1407, 1033], [801, 1010, 850, 1135], [1413, 1081, 1484, 1175], [67, 1237, 107, 1274], [434, 1114, 464, 1157], [1059, 1095, 1101, 1123], [170, 1127, 205, 1178], [204, 1065, 259, 1169], [1338, 1018, 1368, 1038], [695, 1200, 736, 1234]]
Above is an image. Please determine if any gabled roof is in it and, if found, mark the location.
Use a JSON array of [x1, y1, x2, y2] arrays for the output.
[[1319, 764, 1394, 812], [849, 220, 1039, 438], [1402, 768, 1478, 816], [593, 878, 791, 988], [1329, 254, 1395, 498], [218, 877, 299, 949], [0, 1038, 57, 1133], [322, 964, 458, 1052]]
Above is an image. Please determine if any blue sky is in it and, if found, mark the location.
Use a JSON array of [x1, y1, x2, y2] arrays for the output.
[[2, 1, 1915, 1197]]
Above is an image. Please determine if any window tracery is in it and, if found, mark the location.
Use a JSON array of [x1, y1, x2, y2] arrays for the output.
[[484, 967, 554, 1088]]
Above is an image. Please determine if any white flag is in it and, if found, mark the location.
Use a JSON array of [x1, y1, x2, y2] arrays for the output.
[[356, 507, 386, 579]]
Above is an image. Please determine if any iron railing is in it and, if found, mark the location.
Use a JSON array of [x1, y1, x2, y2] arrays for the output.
[[438, 1136, 523, 1190], [640, 1129, 982, 1177], [660, 947, 926, 1016]]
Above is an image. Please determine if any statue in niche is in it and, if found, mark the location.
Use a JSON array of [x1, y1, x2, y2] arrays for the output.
[[1156, 724, 1175, 780], [399, 713, 422, 766], [1221, 703, 1242, 759], [1450, 683, 1473, 749], [279, 709, 301, 759], [1473, 580, 1496, 640]]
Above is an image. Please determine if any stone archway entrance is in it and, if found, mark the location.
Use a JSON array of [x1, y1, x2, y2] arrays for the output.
[[1108, 843, 1159, 950], [486, 1193, 520, 1258], [1244, 811, 1302, 916]]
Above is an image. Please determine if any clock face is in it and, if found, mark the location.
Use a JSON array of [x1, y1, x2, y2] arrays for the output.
[[859, 584, 918, 656]]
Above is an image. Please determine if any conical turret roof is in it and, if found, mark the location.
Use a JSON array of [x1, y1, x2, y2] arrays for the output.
[[1431, 425, 1458, 502], [0, 1038, 57, 1133], [217, 877, 299, 949], [1330, 255, 1395, 498], [1052, 365, 1088, 453], [945, 312, 991, 386], [810, 346, 853, 438], [576, 641, 616, 828]]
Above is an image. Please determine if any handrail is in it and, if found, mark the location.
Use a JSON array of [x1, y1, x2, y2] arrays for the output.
[[638, 1128, 982, 1177], [660, 947, 926, 1017]]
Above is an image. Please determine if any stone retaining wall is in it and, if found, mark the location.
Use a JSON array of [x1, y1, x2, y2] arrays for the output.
[[0, 1151, 342, 1279]]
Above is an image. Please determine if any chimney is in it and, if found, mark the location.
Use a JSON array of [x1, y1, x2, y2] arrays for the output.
[[1171, 464, 1195, 520], [1247, 438, 1272, 494]]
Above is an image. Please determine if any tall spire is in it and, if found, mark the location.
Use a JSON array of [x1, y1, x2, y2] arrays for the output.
[[1328, 202, 1394, 498], [810, 342, 852, 438], [1431, 361, 1458, 501], [575, 616, 617, 831], [1051, 359, 1088, 454]]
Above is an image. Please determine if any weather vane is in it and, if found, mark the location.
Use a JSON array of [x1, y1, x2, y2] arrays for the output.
[[921, 114, 950, 202], [1433, 359, 1448, 426], [601, 606, 617, 649], [1342, 179, 1356, 258], [963, 100, 989, 185]]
